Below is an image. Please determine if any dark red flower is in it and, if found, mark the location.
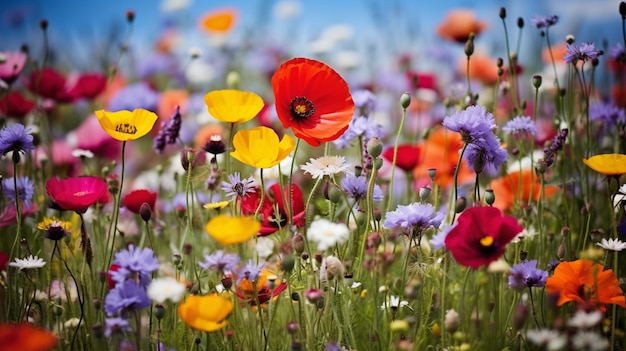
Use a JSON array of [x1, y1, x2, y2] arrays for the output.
[[68, 73, 107, 100], [45, 176, 109, 213], [241, 183, 305, 236], [26, 68, 74, 102], [107, 264, 121, 289], [122, 189, 157, 214], [444, 206, 522, 268], [0, 91, 35, 119], [0, 251, 8, 271], [382, 144, 421, 172]]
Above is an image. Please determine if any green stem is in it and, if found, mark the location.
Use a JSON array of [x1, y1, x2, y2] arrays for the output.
[[451, 144, 468, 223], [254, 169, 265, 219], [386, 103, 409, 213]]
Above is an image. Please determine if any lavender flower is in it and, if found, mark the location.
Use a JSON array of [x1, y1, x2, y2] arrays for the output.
[[383, 203, 445, 231], [221, 172, 256, 200], [530, 15, 559, 29], [198, 250, 240, 273], [0, 123, 35, 157], [589, 101, 626, 127], [564, 42, 601, 64], [508, 260, 548, 289], [104, 280, 152, 316], [104, 317, 132, 337], [503, 116, 536, 136], [538, 128, 568, 170], [235, 260, 264, 286], [442, 105, 496, 143], [110, 245, 160, 287], [2, 176, 34, 207], [154, 106, 182, 154], [340, 174, 384, 202]]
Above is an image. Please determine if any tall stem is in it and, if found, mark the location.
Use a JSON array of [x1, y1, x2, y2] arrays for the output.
[[104, 141, 126, 285], [386, 103, 408, 213]]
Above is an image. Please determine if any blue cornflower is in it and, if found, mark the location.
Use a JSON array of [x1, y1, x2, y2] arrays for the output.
[[2, 176, 35, 207], [340, 174, 384, 202], [589, 101, 626, 127], [564, 42, 601, 64], [221, 172, 256, 200], [111, 245, 160, 287], [108, 82, 160, 112], [503, 116, 536, 137], [352, 89, 376, 117], [104, 316, 132, 337], [508, 260, 548, 289], [383, 202, 445, 231], [235, 260, 264, 286], [442, 105, 496, 143], [333, 116, 385, 149], [198, 250, 240, 273], [430, 225, 454, 251], [530, 15, 558, 29], [105, 280, 152, 316], [0, 123, 35, 158], [463, 133, 508, 174]]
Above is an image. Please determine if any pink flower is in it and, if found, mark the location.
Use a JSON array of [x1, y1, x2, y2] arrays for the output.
[[0, 51, 27, 84], [46, 176, 109, 213], [72, 114, 121, 160]]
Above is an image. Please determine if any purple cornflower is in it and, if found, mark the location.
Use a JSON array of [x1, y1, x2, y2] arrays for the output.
[[442, 105, 496, 143], [610, 43, 625, 63], [198, 250, 240, 273], [104, 317, 132, 337], [589, 101, 626, 127], [340, 174, 384, 202], [353, 89, 376, 117], [110, 245, 160, 287], [221, 172, 256, 201], [324, 342, 340, 351], [508, 260, 548, 289], [235, 260, 264, 285], [503, 116, 536, 137], [0, 123, 35, 158], [463, 134, 509, 174], [108, 82, 160, 112], [154, 106, 182, 154], [2, 176, 34, 207], [104, 280, 152, 316], [530, 15, 558, 29], [333, 116, 386, 149], [538, 128, 568, 170], [564, 42, 601, 64], [430, 225, 454, 251], [383, 202, 444, 232]]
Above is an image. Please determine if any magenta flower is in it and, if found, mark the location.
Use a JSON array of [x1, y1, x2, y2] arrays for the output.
[[0, 51, 27, 85], [46, 176, 109, 213]]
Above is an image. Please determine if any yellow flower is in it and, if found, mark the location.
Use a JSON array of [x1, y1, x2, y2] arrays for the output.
[[37, 217, 71, 241], [204, 89, 264, 124], [230, 126, 295, 168], [203, 201, 230, 210], [178, 294, 233, 332], [206, 215, 260, 244], [95, 109, 158, 141], [582, 153, 626, 175]]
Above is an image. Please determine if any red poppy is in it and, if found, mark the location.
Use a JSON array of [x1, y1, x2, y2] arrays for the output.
[[26, 68, 73, 102], [0, 91, 35, 119], [546, 259, 626, 310], [45, 176, 109, 213], [0, 322, 57, 351], [241, 183, 305, 236], [271, 57, 355, 146], [122, 189, 157, 214], [382, 144, 421, 172], [445, 206, 522, 268], [68, 72, 107, 100]]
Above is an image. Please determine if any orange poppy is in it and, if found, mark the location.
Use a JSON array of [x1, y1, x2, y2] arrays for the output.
[[0, 323, 57, 351], [542, 42, 568, 64], [271, 57, 355, 146], [413, 127, 474, 189], [436, 9, 488, 43], [194, 123, 225, 149], [489, 169, 559, 212], [458, 53, 499, 86], [546, 259, 626, 309], [199, 8, 238, 34]]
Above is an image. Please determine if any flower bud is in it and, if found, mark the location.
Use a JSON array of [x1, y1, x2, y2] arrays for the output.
[[419, 186, 431, 201], [455, 197, 467, 213], [327, 183, 343, 204], [499, 7, 506, 19], [496, 57, 504, 68], [292, 233, 305, 254], [428, 168, 437, 181], [373, 157, 383, 170], [280, 255, 296, 273], [40, 19, 48, 30], [154, 304, 166, 320], [226, 71, 240, 89], [517, 17, 524, 28], [513, 303, 528, 330], [323, 255, 344, 281], [620, 2, 626, 18], [286, 321, 300, 334], [390, 320, 410, 333], [305, 288, 324, 303], [400, 92, 411, 109], [532, 74, 542, 89], [140, 202, 152, 222], [432, 323, 441, 338], [566, 34, 575, 44], [221, 275, 233, 290], [484, 189, 495, 206], [126, 11, 135, 23], [464, 36, 475, 57], [367, 137, 383, 158], [444, 309, 460, 333], [520, 250, 528, 261], [172, 254, 182, 266]]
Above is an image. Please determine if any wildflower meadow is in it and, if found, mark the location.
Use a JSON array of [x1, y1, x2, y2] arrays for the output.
[[3, 1, 626, 350]]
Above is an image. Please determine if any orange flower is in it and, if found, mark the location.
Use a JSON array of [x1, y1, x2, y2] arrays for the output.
[[458, 53, 499, 86], [236, 269, 288, 306], [178, 294, 233, 332], [546, 259, 626, 309], [194, 123, 225, 149], [271, 57, 355, 146], [199, 8, 238, 34], [489, 169, 559, 212], [542, 42, 568, 64], [436, 9, 488, 43], [158, 90, 189, 122], [0, 323, 57, 351]]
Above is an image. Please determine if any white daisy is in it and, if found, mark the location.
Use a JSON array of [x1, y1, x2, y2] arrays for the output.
[[300, 156, 352, 180], [571, 330, 608, 351], [596, 238, 626, 252], [307, 218, 350, 251], [380, 295, 411, 310], [526, 329, 567, 350], [567, 310, 604, 329], [9, 255, 46, 271], [147, 277, 186, 303]]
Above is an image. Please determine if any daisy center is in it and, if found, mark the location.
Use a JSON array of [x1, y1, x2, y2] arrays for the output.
[[479, 236, 494, 247], [289, 96, 315, 120]]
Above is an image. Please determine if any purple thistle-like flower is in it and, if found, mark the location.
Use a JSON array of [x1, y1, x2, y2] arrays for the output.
[[235, 260, 264, 286], [442, 105, 496, 143], [590, 101, 626, 127], [431, 225, 454, 251], [198, 250, 240, 273], [538, 128, 568, 169], [463, 134, 509, 174], [610, 43, 626, 62], [333, 115, 386, 149], [340, 174, 384, 202], [154, 106, 182, 154], [352, 89, 377, 117], [221, 172, 256, 200], [104, 280, 152, 316], [383, 202, 445, 231], [530, 15, 558, 29], [508, 260, 548, 289], [2, 176, 35, 207], [564, 42, 601, 64], [111, 245, 159, 287], [503, 116, 536, 136], [104, 317, 132, 337], [0, 123, 35, 157]]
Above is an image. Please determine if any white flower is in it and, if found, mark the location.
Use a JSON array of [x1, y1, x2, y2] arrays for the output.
[[273, 0, 301, 19], [71, 149, 94, 159], [307, 218, 350, 251], [567, 310, 604, 329], [147, 277, 186, 303], [64, 318, 81, 328], [9, 255, 46, 271], [526, 329, 567, 350], [596, 238, 626, 252], [254, 237, 275, 259], [571, 330, 608, 350], [444, 309, 460, 333], [160, 0, 191, 12], [381, 295, 411, 310], [300, 156, 352, 180]]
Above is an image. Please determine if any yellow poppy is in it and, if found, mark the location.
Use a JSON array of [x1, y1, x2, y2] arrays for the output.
[[206, 215, 260, 244], [178, 294, 233, 332], [203, 201, 229, 210], [95, 109, 158, 141], [230, 126, 295, 169], [582, 153, 626, 175], [204, 90, 264, 124]]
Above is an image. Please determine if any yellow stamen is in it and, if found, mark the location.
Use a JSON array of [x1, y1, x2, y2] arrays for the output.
[[480, 236, 494, 247]]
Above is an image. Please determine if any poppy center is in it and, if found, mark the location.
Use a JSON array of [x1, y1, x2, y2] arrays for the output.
[[289, 96, 315, 120], [115, 123, 138, 135], [479, 236, 494, 247]]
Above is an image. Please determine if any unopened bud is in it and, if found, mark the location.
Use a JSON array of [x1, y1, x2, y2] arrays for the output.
[[126, 10, 135, 23], [566, 34, 575, 44], [286, 321, 300, 334], [281, 255, 296, 273], [499, 7, 506, 19], [517, 17, 524, 28], [428, 168, 437, 181], [226, 71, 240, 89], [484, 189, 495, 206], [419, 186, 431, 201], [154, 304, 166, 320], [400, 92, 411, 109], [464, 36, 475, 57], [292, 233, 305, 254], [620, 2, 626, 18], [367, 137, 383, 158], [455, 197, 467, 213], [140, 202, 152, 222], [40, 19, 48, 30], [532, 75, 542, 89]]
